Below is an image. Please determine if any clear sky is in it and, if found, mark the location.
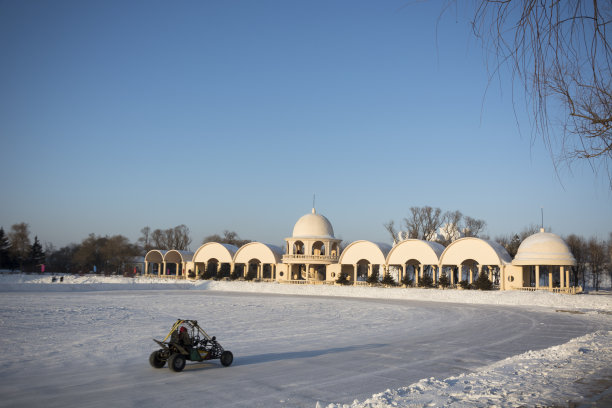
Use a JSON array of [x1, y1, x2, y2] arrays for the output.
[[1, 0, 611, 250]]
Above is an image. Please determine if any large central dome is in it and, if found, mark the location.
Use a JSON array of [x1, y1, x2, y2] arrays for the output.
[[292, 208, 335, 239]]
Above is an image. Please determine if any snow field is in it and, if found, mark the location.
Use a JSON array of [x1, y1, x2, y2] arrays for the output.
[[2, 273, 610, 312], [322, 330, 612, 408], [0, 274, 611, 407]]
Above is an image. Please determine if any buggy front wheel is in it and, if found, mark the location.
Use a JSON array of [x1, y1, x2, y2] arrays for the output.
[[220, 350, 233, 367], [168, 353, 186, 372], [149, 351, 165, 368]]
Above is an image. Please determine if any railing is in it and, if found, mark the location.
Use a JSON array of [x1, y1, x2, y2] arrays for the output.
[[515, 286, 581, 294], [143, 274, 186, 280], [282, 254, 339, 262], [282, 280, 336, 285]]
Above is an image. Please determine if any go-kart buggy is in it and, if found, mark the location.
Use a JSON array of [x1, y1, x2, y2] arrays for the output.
[[149, 319, 233, 372]]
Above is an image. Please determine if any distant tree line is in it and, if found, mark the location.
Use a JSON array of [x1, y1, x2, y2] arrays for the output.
[[0, 222, 252, 276], [2, 216, 610, 290]]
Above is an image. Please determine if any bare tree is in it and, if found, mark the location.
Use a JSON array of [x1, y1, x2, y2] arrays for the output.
[[566, 234, 587, 288], [465, 1, 612, 186], [387, 207, 487, 246], [170, 225, 191, 251], [401, 206, 445, 241], [439, 210, 463, 246], [8, 222, 31, 271], [383, 221, 399, 244], [496, 224, 541, 258], [149, 225, 191, 250], [588, 237, 607, 291], [138, 226, 153, 253], [202, 230, 251, 247], [463, 216, 486, 237]]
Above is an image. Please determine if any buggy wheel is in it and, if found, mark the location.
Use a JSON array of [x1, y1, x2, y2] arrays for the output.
[[149, 350, 165, 368], [220, 350, 233, 367], [168, 353, 186, 372]]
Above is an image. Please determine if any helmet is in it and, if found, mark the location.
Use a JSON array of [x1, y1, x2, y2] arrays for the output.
[[179, 326, 187, 333]]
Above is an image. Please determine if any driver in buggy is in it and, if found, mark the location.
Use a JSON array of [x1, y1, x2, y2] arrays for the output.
[[178, 326, 192, 348]]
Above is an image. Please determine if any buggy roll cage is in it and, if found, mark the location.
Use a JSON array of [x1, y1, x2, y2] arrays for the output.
[[162, 319, 214, 344]]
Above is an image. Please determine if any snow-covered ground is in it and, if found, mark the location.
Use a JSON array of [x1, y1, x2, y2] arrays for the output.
[[0, 274, 611, 407]]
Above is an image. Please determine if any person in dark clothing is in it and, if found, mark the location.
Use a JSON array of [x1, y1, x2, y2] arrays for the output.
[[178, 326, 192, 347]]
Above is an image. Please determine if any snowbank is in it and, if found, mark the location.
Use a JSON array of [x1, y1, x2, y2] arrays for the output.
[[323, 330, 612, 408], [0, 273, 610, 312]]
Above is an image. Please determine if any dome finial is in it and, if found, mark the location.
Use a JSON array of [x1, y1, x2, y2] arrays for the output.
[[312, 193, 316, 214]]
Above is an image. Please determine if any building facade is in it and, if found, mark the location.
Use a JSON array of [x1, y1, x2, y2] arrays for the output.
[[144, 208, 578, 292]]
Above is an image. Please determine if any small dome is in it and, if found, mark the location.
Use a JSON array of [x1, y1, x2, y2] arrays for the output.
[[292, 208, 335, 238], [512, 229, 576, 266]]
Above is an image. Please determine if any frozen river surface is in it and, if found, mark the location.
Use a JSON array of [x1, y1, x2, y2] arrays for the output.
[[0, 289, 610, 407]]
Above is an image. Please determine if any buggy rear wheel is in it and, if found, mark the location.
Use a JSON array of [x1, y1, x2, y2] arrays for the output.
[[220, 350, 233, 367], [168, 353, 186, 372], [149, 350, 165, 368]]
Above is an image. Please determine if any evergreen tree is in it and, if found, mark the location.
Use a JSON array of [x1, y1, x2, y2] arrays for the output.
[[366, 268, 380, 284], [245, 268, 257, 281], [459, 279, 472, 290], [202, 264, 216, 280], [400, 273, 413, 287], [216, 264, 230, 280], [438, 273, 450, 289], [0, 227, 9, 269], [474, 272, 493, 290], [381, 272, 396, 286], [28, 236, 45, 271], [418, 274, 434, 288], [335, 271, 350, 285]]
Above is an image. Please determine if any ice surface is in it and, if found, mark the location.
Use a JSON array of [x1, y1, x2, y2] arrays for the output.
[[0, 274, 610, 407]]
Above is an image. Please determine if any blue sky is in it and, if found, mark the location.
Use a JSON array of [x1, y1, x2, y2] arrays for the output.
[[1, 0, 610, 250]]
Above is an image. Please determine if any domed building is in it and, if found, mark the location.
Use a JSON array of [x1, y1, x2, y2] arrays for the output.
[[505, 229, 576, 292], [143, 204, 580, 294], [280, 208, 342, 282]]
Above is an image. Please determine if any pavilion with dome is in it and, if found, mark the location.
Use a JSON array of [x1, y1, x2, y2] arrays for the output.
[[143, 207, 579, 293]]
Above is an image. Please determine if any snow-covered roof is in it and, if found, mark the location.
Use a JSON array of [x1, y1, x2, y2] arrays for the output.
[[512, 230, 576, 266], [144, 250, 168, 262], [291, 208, 335, 239], [439, 237, 512, 266], [164, 250, 194, 263], [386, 239, 445, 266], [234, 242, 283, 264], [339, 240, 391, 265], [193, 242, 239, 264]]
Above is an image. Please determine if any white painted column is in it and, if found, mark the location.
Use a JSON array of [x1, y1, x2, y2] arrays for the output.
[[535, 265, 540, 289], [560, 266, 565, 288]]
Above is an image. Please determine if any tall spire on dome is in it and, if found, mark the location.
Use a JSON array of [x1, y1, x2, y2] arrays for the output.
[[312, 193, 316, 214]]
